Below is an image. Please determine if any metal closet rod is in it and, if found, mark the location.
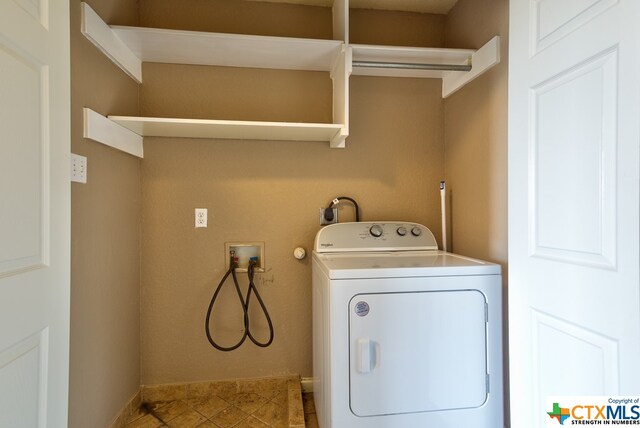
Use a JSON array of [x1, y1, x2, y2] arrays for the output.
[[352, 60, 472, 72]]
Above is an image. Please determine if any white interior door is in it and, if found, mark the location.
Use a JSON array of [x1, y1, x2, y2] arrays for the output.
[[0, 0, 70, 426], [508, 0, 640, 426]]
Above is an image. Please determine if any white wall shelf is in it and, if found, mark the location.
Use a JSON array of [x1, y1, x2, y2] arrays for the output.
[[110, 26, 343, 73], [109, 116, 345, 144], [80, 2, 499, 152], [352, 36, 501, 98], [351, 44, 474, 79], [80, 2, 349, 150]]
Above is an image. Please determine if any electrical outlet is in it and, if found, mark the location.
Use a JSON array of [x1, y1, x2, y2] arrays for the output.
[[195, 208, 207, 228], [320, 207, 338, 225], [70, 153, 87, 183]]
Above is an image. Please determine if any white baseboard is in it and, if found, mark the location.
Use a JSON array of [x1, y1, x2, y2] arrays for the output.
[[301, 377, 314, 393]]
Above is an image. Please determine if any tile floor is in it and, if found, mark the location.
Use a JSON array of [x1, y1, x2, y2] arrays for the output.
[[125, 385, 292, 428], [302, 393, 318, 428]]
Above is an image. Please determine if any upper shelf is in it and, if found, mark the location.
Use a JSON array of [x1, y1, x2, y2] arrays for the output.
[[81, 1, 498, 95], [81, 2, 343, 83], [110, 26, 343, 74], [80, 1, 499, 153], [351, 37, 500, 98], [351, 44, 475, 79]]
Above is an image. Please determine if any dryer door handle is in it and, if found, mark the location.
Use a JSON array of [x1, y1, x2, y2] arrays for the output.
[[357, 338, 373, 373]]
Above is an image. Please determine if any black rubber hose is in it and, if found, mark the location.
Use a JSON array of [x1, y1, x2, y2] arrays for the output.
[[205, 265, 248, 351], [245, 262, 274, 347], [326, 196, 360, 222], [205, 261, 274, 351]]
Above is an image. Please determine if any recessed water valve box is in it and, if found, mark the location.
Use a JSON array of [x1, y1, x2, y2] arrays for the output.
[[225, 242, 265, 272]]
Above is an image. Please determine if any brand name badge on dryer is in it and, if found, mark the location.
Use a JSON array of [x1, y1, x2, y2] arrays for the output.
[[320, 243, 334, 247], [355, 301, 370, 317]]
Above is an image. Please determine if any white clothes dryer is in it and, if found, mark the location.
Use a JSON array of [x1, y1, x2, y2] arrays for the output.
[[312, 222, 503, 428]]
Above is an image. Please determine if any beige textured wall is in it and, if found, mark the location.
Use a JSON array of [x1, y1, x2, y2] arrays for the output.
[[140, 64, 333, 123], [139, 1, 446, 384], [69, 0, 141, 426], [444, 0, 508, 264], [350, 8, 444, 47], [139, 0, 332, 38], [443, 0, 509, 423]]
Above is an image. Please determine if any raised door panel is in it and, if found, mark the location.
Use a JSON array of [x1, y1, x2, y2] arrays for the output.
[[0, 331, 48, 427], [0, 39, 49, 276], [530, 48, 617, 268], [532, 0, 617, 54]]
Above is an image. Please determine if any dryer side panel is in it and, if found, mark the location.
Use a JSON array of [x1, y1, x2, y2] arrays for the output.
[[312, 262, 331, 428]]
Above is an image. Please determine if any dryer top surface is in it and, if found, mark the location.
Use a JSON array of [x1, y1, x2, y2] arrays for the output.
[[313, 222, 500, 279], [313, 250, 501, 279]]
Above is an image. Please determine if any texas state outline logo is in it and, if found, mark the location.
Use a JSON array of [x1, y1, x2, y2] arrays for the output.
[[548, 402, 571, 425]]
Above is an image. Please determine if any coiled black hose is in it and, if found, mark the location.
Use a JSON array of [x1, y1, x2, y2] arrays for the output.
[[205, 261, 274, 351]]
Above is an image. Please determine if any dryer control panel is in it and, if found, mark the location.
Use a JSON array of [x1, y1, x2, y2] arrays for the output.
[[314, 222, 438, 253]]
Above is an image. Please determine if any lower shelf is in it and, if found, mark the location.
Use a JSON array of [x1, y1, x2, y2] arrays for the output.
[[111, 116, 345, 145], [83, 109, 348, 159]]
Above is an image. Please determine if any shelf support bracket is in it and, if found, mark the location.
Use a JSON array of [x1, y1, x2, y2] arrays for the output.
[[83, 108, 144, 158], [80, 2, 143, 83], [330, 45, 352, 148], [442, 36, 500, 98]]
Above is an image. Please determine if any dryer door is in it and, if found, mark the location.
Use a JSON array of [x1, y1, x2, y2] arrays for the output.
[[349, 289, 487, 416]]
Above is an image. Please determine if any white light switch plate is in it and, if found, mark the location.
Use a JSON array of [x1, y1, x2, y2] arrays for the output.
[[71, 153, 87, 183], [195, 208, 207, 228]]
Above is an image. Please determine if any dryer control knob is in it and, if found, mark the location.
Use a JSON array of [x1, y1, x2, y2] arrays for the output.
[[397, 227, 407, 236], [369, 224, 384, 237], [411, 227, 422, 237]]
